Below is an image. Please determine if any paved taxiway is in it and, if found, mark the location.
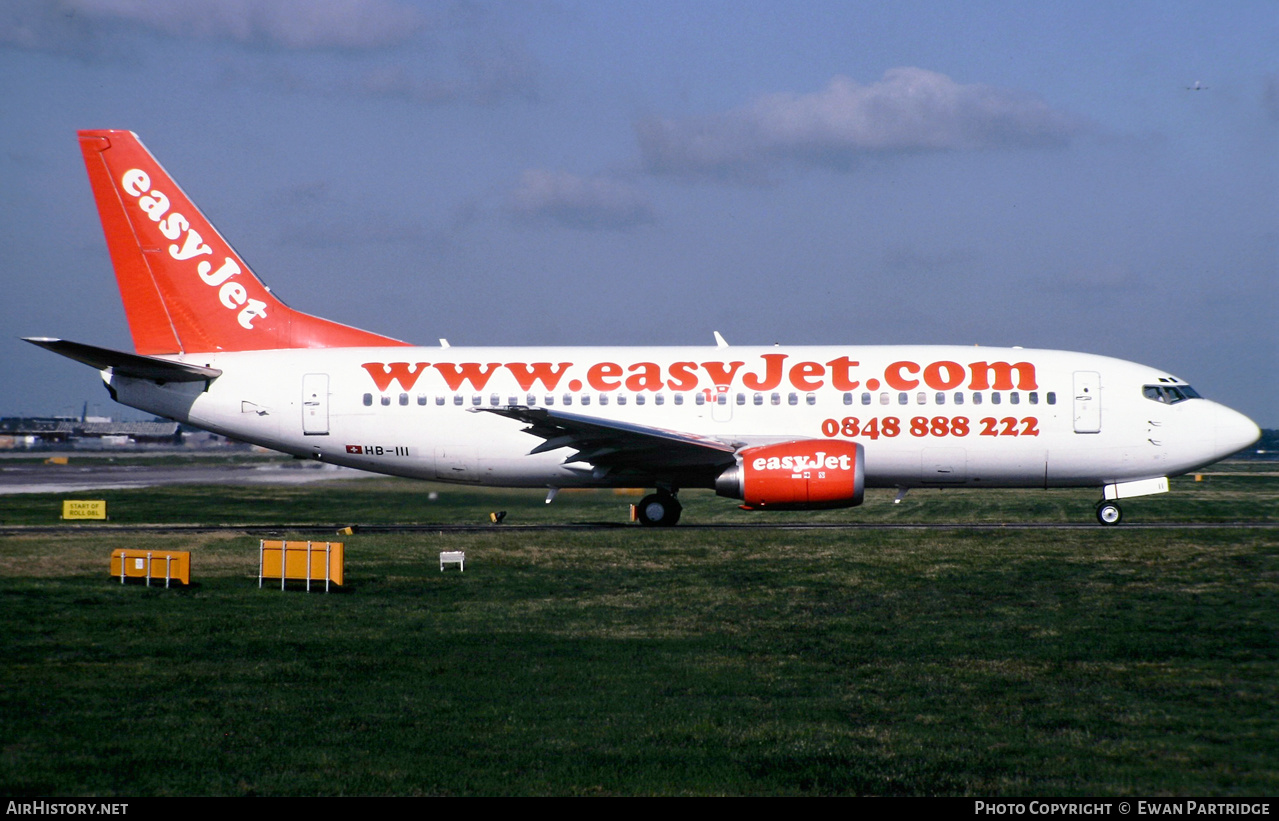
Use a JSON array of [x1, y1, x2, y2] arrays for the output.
[[0, 456, 360, 495], [3, 521, 1275, 539], [3, 452, 1273, 535]]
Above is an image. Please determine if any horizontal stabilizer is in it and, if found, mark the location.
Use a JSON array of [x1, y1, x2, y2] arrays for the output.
[[24, 338, 222, 383]]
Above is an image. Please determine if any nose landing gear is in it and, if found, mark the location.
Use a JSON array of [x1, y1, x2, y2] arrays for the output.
[[1095, 500, 1122, 525]]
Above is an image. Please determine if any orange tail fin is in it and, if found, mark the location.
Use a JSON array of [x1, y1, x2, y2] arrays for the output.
[[78, 130, 408, 354]]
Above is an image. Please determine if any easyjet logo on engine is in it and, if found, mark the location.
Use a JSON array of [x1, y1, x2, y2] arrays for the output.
[[120, 168, 268, 330], [361, 355, 1037, 394], [729, 440, 864, 509], [751, 451, 854, 474]]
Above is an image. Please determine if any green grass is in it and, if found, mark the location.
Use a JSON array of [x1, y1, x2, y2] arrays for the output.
[[0, 463, 1276, 795]]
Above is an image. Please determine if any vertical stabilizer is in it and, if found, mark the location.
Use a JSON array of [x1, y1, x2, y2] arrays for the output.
[[78, 130, 408, 354]]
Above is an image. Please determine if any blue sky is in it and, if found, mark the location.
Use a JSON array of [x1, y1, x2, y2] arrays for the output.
[[1, 0, 1275, 425]]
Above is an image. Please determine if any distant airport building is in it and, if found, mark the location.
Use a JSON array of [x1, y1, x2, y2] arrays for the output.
[[0, 415, 182, 449]]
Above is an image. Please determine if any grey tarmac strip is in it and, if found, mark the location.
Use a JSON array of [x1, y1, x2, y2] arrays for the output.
[[1, 521, 1275, 537], [0, 460, 360, 495]]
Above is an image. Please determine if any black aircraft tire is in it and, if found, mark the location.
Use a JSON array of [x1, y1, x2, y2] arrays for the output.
[[1096, 501, 1122, 525], [637, 493, 682, 526]]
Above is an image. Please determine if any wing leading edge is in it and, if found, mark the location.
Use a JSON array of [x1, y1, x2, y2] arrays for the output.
[[474, 405, 738, 484]]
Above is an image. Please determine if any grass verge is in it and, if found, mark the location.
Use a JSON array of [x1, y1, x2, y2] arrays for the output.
[[1, 516, 1276, 795]]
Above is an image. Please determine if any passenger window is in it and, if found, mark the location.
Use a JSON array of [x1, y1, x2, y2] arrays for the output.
[[935, 392, 946, 405], [754, 393, 763, 405], [695, 394, 705, 405], [861, 392, 871, 405], [617, 394, 627, 405], [581, 394, 590, 405], [453, 395, 463, 406], [972, 393, 983, 405], [898, 393, 909, 405], [636, 394, 645, 405], [545, 395, 554, 406], [563, 394, 572, 405], [788, 393, 798, 405], [953, 392, 964, 405], [1047, 392, 1056, 405], [1028, 392, 1038, 405], [435, 396, 445, 406], [399, 393, 409, 406], [879, 392, 889, 406], [772, 392, 781, 405], [472, 395, 482, 406], [843, 392, 853, 405], [655, 394, 664, 405], [991, 393, 1001, 405], [600, 394, 609, 405], [806, 393, 816, 405], [1010, 392, 1019, 405], [916, 391, 927, 405], [674, 394, 684, 405], [489, 393, 499, 406], [363, 393, 372, 407], [381, 396, 391, 406]]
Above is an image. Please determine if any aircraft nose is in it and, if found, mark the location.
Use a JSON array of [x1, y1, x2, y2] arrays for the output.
[[1214, 405, 1262, 459]]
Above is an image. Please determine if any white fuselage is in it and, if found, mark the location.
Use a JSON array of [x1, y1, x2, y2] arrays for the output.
[[106, 344, 1260, 493]]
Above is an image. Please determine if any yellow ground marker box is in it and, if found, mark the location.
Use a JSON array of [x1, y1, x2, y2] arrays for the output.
[[259, 540, 344, 591], [63, 500, 107, 520], [110, 549, 190, 587]]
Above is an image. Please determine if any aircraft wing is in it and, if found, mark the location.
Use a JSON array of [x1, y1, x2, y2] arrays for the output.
[[24, 338, 222, 383], [474, 405, 739, 480]]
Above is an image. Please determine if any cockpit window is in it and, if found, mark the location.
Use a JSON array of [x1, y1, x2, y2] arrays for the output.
[[1143, 384, 1201, 404]]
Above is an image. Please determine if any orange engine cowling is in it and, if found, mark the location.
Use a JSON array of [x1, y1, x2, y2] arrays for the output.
[[715, 440, 865, 510]]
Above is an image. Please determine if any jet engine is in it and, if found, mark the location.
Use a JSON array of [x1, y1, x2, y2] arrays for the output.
[[715, 440, 865, 509]]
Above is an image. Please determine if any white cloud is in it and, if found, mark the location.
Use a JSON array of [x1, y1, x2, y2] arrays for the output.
[[505, 169, 655, 231], [1, 0, 539, 105], [1, 0, 423, 55], [638, 68, 1087, 182], [0, 1, 93, 55], [67, 0, 425, 50]]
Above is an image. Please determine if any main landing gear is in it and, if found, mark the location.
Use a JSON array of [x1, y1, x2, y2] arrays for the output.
[[1095, 500, 1122, 526], [636, 490, 682, 527]]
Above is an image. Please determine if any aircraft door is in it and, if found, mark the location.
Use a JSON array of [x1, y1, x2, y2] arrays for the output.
[[1073, 371, 1101, 433], [302, 373, 329, 435]]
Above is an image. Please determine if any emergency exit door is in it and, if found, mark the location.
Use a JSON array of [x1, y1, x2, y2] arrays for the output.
[[302, 374, 329, 435], [1073, 371, 1101, 434]]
